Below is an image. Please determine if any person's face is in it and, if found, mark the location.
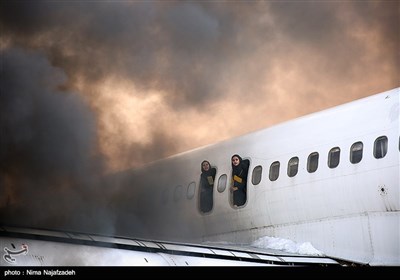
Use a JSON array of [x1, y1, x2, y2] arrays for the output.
[[232, 156, 240, 166], [202, 162, 210, 171]]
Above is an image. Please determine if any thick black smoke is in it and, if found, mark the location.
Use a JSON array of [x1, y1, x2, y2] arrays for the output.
[[1, 1, 230, 106], [0, 48, 113, 234]]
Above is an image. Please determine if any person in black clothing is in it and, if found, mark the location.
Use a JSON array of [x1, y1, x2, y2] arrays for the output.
[[200, 160, 216, 213], [231, 154, 249, 207]]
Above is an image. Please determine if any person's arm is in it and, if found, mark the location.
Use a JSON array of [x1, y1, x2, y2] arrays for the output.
[[232, 173, 243, 190]]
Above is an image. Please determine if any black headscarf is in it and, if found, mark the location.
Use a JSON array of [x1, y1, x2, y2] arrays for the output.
[[231, 154, 246, 174], [201, 160, 211, 173], [201, 160, 216, 178]]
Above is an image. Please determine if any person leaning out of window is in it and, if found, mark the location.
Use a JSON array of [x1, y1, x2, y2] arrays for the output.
[[231, 154, 248, 207], [200, 160, 216, 212]]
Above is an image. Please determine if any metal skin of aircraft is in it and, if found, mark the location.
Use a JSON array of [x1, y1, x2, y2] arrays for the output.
[[1, 87, 398, 267], [107, 87, 399, 266]]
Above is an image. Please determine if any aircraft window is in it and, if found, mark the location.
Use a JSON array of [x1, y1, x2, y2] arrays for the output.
[[187, 182, 196, 199], [217, 174, 227, 193], [350, 142, 363, 164], [328, 147, 340, 168], [287, 157, 299, 177], [269, 161, 280, 181], [374, 136, 388, 159], [307, 152, 319, 173], [252, 165, 262, 185], [173, 185, 183, 202]]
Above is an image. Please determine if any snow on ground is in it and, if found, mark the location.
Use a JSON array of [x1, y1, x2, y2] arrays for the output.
[[251, 236, 324, 256]]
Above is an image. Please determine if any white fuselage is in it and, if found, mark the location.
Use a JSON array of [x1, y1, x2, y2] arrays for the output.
[[111, 87, 399, 266]]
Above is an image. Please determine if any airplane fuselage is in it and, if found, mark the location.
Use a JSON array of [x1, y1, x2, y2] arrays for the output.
[[111, 87, 399, 265]]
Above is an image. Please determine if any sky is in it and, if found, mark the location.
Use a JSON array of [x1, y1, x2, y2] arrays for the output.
[[0, 1, 399, 234]]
